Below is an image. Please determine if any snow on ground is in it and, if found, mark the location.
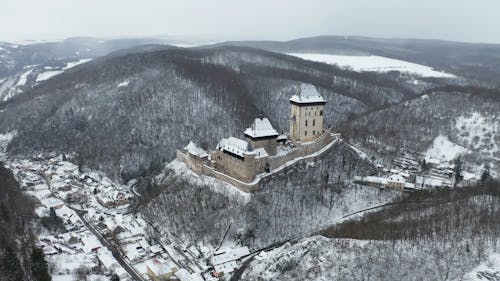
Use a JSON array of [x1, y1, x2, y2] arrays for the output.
[[64, 58, 92, 69], [456, 112, 499, 158], [14, 68, 33, 87], [287, 53, 455, 78], [425, 135, 468, 162], [52, 274, 109, 281], [460, 252, 500, 281], [164, 160, 252, 203], [0, 130, 16, 157], [36, 59, 92, 83], [14, 39, 62, 45], [117, 80, 130, 88], [36, 70, 64, 82]]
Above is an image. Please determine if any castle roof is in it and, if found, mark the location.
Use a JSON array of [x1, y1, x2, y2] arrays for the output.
[[244, 117, 279, 139], [290, 83, 326, 105], [185, 141, 208, 158], [216, 137, 269, 158], [217, 137, 251, 157]]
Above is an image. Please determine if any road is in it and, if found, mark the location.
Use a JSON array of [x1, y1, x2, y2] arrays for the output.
[[71, 208, 147, 281]]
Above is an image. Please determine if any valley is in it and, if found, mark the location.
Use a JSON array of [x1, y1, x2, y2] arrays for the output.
[[0, 34, 499, 281]]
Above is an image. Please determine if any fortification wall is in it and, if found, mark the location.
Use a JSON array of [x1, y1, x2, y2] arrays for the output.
[[176, 133, 341, 193], [263, 132, 338, 170], [176, 150, 206, 174]]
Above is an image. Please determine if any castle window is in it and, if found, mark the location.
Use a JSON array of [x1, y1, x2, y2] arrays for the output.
[[313, 130, 316, 135], [305, 120, 308, 126], [320, 110, 323, 116], [313, 119, 315, 126], [305, 131, 308, 136]]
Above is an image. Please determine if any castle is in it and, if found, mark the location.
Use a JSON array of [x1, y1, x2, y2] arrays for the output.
[[176, 83, 339, 190]]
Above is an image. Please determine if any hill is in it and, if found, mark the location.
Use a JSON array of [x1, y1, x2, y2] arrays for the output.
[[212, 35, 500, 85], [0, 45, 453, 180]]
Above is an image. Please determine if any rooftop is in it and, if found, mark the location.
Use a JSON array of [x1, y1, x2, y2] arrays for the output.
[[211, 246, 250, 265], [147, 258, 177, 276], [216, 137, 251, 157], [290, 83, 326, 104], [185, 141, 208, 158], [244, 117, 279, 139]]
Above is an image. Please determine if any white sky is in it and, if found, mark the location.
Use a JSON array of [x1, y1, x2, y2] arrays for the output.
[[2, 0, 500, 43]]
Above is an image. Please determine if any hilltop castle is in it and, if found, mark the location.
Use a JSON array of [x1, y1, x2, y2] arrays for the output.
[[177, 83, 339, 190]]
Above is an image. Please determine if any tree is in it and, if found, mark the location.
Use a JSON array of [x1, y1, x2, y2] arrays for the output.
[[420, 158, 428, 171], [49, 207, 59, 224], [453, 157, 463, 187], [480, 165, 491, 183], [110, 273, 120, 281], [2, 247, 24, 281], [75, 267, 88, 281], [31, 247, 51, 281]]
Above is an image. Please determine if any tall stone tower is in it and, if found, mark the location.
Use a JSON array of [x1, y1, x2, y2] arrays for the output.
[[289, 84, 327, 142]]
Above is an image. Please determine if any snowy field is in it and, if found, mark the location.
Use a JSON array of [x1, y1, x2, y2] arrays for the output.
[[36, 58, 92, 82], [287, 53, 455, 78], [425, 135, 468, 162]]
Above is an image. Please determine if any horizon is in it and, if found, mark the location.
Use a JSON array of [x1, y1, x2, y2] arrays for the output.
[[5, 33, 500, 47], [2, 0, 500, 44]]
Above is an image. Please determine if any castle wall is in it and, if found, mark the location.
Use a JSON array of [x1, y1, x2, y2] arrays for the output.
[[177, 133, 341, 193], [212, 150, 257, 182], [263, 132, 337, 170], [176, 150, 206, 174]]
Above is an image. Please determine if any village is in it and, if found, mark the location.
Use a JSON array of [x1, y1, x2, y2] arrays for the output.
[[1, 151, 255, 281], [354, 143, 481, 191]]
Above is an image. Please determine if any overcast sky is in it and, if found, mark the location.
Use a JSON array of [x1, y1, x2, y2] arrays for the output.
[[2, 0, 500, 44]]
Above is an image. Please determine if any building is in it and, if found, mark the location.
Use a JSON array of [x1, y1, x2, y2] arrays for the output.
[[289, 84, 327, 142], [212, 137, 266, 182], [244, 117, 279, 155], [176, 83, 338, 186], [146, 258, 178, 281]]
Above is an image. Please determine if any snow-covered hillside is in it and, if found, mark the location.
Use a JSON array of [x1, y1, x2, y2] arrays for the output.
[[425, 135, 468, 162], [240, 187, 500, 281], [142, 141, 400, 249], [0, 58, 93, 102], [288, 53, 455, 78]]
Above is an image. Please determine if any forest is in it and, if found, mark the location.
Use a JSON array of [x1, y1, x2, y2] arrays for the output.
[[0, 162, 51, 281]]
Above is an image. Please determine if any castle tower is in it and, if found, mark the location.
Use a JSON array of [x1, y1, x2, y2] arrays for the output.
[[289, 84, 326, 142], [244, 117, 279, 155]]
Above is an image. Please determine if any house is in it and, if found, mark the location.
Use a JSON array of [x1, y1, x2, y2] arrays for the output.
[[81, 236, 102, 253], [97, 248, 119, 272], [210, 246, 250, 276], [146, 258, 178, 281]]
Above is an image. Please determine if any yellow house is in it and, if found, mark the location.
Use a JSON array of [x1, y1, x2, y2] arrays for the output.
[[146, 258, 178, 281]]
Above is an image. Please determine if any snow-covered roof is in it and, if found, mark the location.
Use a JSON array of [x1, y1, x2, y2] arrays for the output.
[[81, 235, 101, 253], [97, 248, 117, 270], [244, 118, 279, 139], [185, 141, 208, 158], [147, 258, 177, 276], [217, 137, 251, 157], [253, 147, 269, 159], [290, 84, 326, 104], [211, 247, 250, 265], [175, 269, 204, 281]]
